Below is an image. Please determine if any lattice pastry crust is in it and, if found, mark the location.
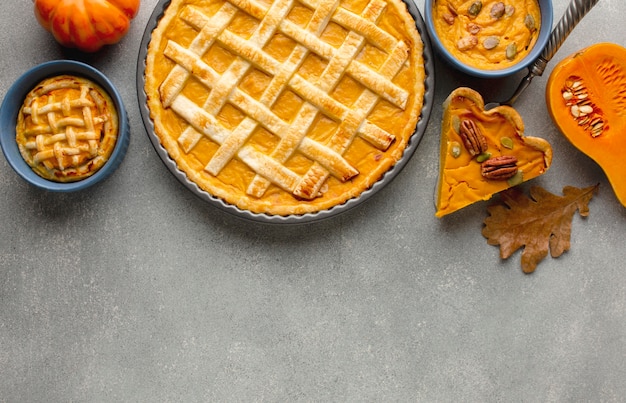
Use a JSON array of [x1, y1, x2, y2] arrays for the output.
[[16, 75, 118, 182], [145, 0, 425, 215]]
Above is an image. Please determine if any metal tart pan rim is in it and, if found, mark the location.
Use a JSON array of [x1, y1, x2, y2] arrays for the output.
[[136, 0, 435, 224]]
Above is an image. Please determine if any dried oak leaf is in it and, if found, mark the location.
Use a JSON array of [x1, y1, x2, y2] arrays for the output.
[[482, 184, 599, 273]]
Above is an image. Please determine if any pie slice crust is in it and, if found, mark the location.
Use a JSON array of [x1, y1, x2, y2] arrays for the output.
[[435, 87, 552, 218], [144, 0, 425, 216]]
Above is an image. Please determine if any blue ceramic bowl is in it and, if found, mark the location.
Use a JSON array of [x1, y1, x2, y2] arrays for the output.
[[424, 0, 553, 78], [0, 60, 129, 192]]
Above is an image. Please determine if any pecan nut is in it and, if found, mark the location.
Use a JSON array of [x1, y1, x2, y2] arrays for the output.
[[441, 2, 458, 24], [442, 12, 455, 25], [481, 155, 518, 180], [467, 22, 482, 35], [447, 2, 458, 16], [459, 119, 488, 156], [457, 35, 478, 51]]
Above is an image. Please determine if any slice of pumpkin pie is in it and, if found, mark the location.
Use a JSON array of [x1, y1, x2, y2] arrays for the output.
[[435, 87, 552, 217]]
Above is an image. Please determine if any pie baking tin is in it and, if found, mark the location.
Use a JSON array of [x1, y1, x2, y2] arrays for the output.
[[0, 60, 130, 192], [137, 0, 435, 224]]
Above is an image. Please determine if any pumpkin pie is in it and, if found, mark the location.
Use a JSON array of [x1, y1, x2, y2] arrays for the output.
[[435, 87, 552, 217], [144, 0, 425, 215], [16, 75, 118, 182]]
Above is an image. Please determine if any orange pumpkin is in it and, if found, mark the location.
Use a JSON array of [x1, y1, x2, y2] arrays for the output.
[[546, 42, 626, 208], [33, 0, 140, 52]]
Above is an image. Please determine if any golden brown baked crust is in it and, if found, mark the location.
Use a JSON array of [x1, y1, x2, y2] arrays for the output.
[[16, 75, 118, 182], [145, 0, 425, 215]]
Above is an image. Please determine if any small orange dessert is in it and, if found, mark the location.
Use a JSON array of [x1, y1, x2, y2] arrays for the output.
[[16, 75, 118, 182], [432, 0, 541, 70], [435, 87, 552, 217]]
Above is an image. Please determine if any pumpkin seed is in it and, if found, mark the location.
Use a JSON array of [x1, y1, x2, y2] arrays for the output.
[[506, 43, 517, 60], [500, 136, 514, 149], [507, 170, 524, 187], [468, 1, 482, 17], [450, 142, 462, 158], [452, 115, 461, 134], [505, 5, 515, 17], [591, 122, 604, 137], [571, 81, 583, 90], [589, 117, 603, 127], [490, 2, 505, 19], [483, 36, 500, 50], [579, 105, 593, 115], [524, 14, 536, 31], [476, 152, 492, 163]]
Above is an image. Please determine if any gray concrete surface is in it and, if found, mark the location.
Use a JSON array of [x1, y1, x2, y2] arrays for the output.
[[1, 0, 625, 401]]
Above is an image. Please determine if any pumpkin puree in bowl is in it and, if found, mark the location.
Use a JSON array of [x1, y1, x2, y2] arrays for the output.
[[432, 0, 541, 70]]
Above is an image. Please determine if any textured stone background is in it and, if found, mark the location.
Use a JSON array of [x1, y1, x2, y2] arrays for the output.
[[1, 0, 625, 401]]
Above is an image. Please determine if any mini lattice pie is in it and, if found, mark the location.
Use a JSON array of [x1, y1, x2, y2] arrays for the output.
[[16, 75, 118, 182], [145, 0, 425, 215]]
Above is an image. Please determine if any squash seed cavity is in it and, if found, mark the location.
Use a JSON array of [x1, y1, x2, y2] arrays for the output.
[[561, 75, 605, 138]]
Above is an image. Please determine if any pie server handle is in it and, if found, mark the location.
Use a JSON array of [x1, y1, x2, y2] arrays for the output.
[[501, 0, 600, 106]]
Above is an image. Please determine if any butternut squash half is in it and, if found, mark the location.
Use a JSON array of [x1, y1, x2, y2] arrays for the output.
[[546, 42, 626, 207]]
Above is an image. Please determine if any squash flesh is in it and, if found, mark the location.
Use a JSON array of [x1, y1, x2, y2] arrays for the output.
[[546, 42, 626, 207]]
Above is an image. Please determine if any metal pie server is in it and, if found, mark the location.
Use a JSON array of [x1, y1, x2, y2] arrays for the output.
[[485, 0, 600, 110]]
